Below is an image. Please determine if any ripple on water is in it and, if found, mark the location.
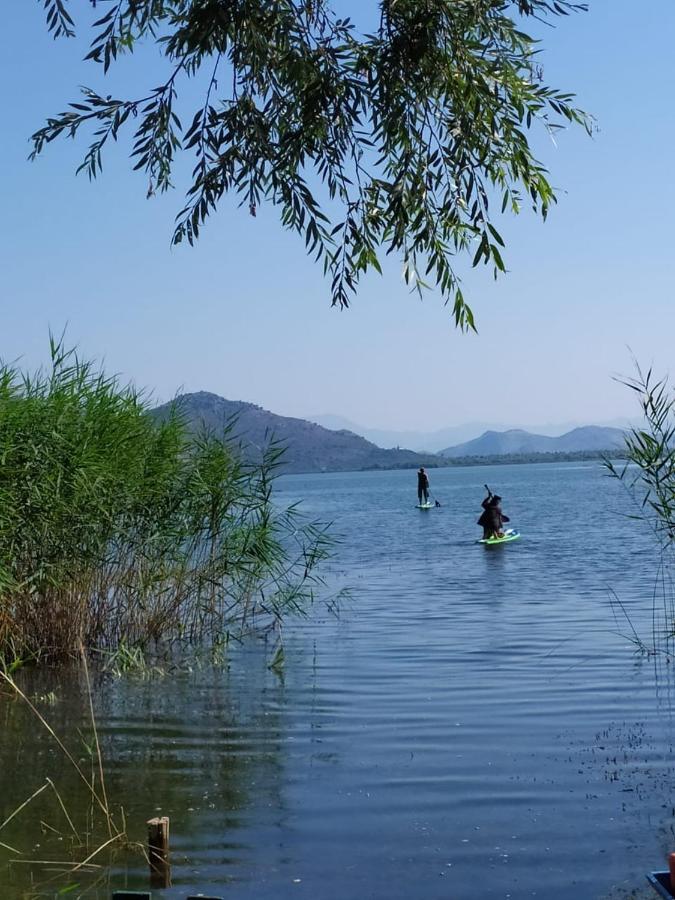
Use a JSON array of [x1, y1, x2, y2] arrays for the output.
[[1, 463, 674, 899]]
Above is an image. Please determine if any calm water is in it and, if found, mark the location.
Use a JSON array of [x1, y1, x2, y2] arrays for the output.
[[2, 463, 675, 899]]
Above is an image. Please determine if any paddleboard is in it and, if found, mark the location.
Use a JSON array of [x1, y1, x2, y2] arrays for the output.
[[416, 503, 434, 509], [477, 528, 520, 545]]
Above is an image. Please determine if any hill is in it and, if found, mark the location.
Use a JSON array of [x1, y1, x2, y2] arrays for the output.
[[307, 414, 634, 454], [306, 414, 508, 453], [440, 426, 626, 458], [153, 392, 442, 475]]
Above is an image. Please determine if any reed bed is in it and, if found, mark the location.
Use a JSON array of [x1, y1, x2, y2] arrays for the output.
[[0, 338, 331, 665]]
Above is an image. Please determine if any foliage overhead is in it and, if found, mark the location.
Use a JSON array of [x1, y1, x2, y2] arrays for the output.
[[34, 0, 590, 328]]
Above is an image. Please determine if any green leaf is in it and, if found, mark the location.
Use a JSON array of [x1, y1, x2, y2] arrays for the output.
[[31, 0, 590, 328]]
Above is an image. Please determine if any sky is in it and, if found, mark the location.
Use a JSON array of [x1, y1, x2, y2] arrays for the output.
[[1, 1, 674, 433]]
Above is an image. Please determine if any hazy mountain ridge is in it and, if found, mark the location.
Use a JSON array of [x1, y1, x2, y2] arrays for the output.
[[306, 415, 507, 452], [440, 426, 627, 458], [152, 393, 628, 473], [152, 392, 440, 474], [307, 414, 633, 453]]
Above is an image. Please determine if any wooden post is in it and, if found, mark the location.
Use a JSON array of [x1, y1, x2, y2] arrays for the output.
[[147, 815, 171, 888]]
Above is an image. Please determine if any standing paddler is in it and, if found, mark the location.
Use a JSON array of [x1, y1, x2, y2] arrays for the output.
[[417, 467, 430, 506]]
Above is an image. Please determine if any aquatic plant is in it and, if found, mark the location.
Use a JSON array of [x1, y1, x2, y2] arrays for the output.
[[606, 366, 675, 550], [0, 337, 331, 664], [0, 646, 147, 893], [606, 365, 675, 648]]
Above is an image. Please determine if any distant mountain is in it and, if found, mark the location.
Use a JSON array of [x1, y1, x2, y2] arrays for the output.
[[440, 426, 627, 458], [153, 392, 441, 475], [306, 415, 513, 452], [307, 414, 634, 453]]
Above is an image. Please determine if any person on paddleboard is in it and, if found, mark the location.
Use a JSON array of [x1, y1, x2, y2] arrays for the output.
[[477, 486, 510, 539], [417, 467, 430, 506]]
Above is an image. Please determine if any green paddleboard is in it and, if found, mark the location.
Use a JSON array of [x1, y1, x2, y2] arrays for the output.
[[416, 503, 434, 509], [477, 528, 521, 545]]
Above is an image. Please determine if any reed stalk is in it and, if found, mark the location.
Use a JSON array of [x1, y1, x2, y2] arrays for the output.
[[0, 337, 331, 666], [0, 645, 140, 889], [607, 363, 675, 652]]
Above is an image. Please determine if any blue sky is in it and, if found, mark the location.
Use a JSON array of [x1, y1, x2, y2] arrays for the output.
[[1, 1, 674, 432]]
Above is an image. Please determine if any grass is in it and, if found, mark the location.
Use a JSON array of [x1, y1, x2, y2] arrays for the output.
[[0, 336, 332, 666], [606, 363, 675, 655]]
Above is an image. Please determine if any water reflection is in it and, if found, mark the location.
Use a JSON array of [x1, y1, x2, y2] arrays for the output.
[[1, 655, 293, 896], [1, 463, 675, 898]]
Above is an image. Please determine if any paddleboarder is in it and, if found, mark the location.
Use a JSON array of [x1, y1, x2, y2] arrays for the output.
[[417, 467, 430, 506], [478, 485, 510, 539]]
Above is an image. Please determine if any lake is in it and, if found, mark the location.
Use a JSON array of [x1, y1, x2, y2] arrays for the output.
[[1, 462, 674, 899]]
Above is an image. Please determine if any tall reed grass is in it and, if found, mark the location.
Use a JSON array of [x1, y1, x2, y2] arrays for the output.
[[0, 338, 330, 664], [606, 365, 675, 550], [606, 364, 675, 652]]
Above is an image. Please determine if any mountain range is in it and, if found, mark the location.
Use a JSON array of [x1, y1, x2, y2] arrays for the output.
[[439, 426, 626, 458], [152, 392, 628, 474], [307, 413, 632, 453], [152, 392, 440, 475]]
